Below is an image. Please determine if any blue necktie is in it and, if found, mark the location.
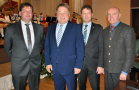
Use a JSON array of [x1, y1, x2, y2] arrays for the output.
[[84, 25, 88, 45], [25, 24, 32, 55], [56, 25, 63, 47]]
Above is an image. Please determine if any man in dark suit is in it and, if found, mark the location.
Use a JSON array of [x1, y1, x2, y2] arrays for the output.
[[4, 3, 44, 90], [44, 3, 84, 90], [103, 7, 136, 90], [78, 5, 104, 90]]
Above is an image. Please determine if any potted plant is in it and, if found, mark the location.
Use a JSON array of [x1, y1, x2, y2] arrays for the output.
[[41, 52, 53, 80]]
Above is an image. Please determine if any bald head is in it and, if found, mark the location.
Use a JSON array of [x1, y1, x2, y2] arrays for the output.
[[108, 7, 120, 13], [107, 7, 121, 25]]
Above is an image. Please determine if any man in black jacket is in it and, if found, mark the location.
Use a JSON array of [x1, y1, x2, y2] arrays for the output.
[[4, 3, 44, 90], [78, 5, 104, 90]]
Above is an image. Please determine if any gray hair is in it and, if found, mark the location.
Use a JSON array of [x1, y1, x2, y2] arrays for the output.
[[56, 3, 69, 12]]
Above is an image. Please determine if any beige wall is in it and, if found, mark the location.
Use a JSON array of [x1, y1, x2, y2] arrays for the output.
[[84, 0, 92, 7], [92, 0, 130, 29], [20, 0, 62, 16], [21, 0, 31, 3], [69, 0, 75, 17]]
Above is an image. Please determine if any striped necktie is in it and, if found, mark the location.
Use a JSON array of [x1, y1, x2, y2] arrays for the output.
[[84, 25, 88, 45], [56, 25, 63, 47], [25, 24, 32, 55]]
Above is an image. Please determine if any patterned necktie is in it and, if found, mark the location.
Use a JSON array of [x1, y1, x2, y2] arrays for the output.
[[84, 25, 88, 45], [25, 24, 32, 55], [111, 25, 114, 30], [56, 25, 63, 47]]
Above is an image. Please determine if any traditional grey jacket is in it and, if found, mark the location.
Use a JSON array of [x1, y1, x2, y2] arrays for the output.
[[103, 22, 136, 73]]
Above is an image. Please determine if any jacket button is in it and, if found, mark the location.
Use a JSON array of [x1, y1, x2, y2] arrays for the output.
[[57, 49, 59, 51], [109, 45, 111, 48], [56, 61, 58, 64], [109, 60, 111, 62]]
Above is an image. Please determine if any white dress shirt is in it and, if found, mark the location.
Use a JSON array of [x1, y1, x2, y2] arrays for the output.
[[21, 20, 35, 48]]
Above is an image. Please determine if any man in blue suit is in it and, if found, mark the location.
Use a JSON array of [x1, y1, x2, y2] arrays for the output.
[[44, 3, 84, 90]]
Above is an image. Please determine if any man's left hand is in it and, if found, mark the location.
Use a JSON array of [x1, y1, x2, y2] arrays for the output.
[[119, 73, 127, 80], [74, 68, 81, 74], [96, 67, 104, 74]]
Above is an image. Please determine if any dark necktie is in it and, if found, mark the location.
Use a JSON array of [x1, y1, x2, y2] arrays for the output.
[[25, 24, 32, 55], [111, 25, 114, 30], [84, 25, 88, 45]]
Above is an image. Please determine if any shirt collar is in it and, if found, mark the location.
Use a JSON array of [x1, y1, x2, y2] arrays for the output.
[[21, 20, 32, 26], [83, 22, 92, 26], [57, 22, 68, 27], [110, 21, 120, 27]]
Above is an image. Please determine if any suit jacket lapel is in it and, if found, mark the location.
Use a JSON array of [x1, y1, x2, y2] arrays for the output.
[[17, 21, 28, 50], [110, 23, 123, 40], [52, 23, 57, 47], [58, 21, 71, 48], [86, 22, 95, 47], [32, 22, 37, 50]]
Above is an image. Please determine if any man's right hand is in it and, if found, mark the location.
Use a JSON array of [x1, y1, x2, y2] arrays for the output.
[[46, 65, 53, 73]]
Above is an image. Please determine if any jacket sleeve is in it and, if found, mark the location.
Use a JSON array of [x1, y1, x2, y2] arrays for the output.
[[39, 25, 44, 52], [74, 24, 85, 69], [44, 25, 52, 66], [4, 25, 14, 61], [136, 39, 139, 54], [122, 27, 136, 73], [98, 25, 104, 68]]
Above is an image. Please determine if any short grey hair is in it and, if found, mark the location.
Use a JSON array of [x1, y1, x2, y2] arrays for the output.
[[56, 3, 69, 12]]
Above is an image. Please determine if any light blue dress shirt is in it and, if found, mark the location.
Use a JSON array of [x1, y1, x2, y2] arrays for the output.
[[110, 21, 127, 75], [56, 22, 68, 38], [82, 22, 92, 44], [110, 21, 120, 30]]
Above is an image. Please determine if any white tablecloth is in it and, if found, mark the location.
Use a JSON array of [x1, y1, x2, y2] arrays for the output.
[[0, 74, 47, 90], [0, 74, 14, 90]]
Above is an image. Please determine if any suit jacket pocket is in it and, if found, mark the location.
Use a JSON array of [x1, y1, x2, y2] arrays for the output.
[[11, 57, 23, 65], [34, 55, 41, 61], [119, 59, 125, 61], [69, 55, 77, 58], [117, 37, 124, 40]]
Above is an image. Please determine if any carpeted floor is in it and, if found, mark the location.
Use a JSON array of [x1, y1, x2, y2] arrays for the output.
[[0, 45, 10, 64]]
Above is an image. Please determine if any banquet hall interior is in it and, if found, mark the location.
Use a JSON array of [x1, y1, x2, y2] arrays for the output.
[[0, 0, 139, 90]]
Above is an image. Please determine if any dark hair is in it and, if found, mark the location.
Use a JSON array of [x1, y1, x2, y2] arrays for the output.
[[56, 3, 69, 12], [0, 9, 2, 12], [19, 3, 33, 12], [81, 5, 93, 14]]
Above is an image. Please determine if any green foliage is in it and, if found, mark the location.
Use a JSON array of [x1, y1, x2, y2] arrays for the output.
[[41, 52, 53, 80]]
